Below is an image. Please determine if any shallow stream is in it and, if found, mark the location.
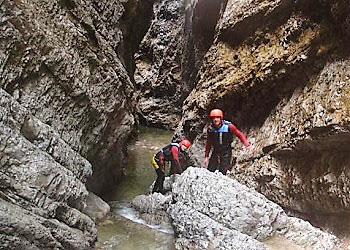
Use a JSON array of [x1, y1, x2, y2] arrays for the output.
[[95, 126, 326, 250], [97, 126, 175, 250]]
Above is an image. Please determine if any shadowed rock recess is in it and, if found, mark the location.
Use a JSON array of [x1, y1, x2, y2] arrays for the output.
[[1, 0, 350, 248], [134, 0, 226, 129]]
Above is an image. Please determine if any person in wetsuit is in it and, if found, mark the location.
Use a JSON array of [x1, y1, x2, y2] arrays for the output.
[[151, 139, 192, 194], [203, 109, 254, 175]]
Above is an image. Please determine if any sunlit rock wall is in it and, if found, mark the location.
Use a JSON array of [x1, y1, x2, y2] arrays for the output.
[[174, 0, 350, 234]]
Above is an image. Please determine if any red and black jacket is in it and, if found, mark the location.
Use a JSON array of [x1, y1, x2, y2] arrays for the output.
[[205, 120, 249, 156], [156, 143, 182, 173]]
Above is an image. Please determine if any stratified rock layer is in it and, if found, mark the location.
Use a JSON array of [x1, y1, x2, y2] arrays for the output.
[[0, 0, 137, 196], [0, 0, 146, 248], [171, 0, 350, 234], [0, 89, 96, 249]]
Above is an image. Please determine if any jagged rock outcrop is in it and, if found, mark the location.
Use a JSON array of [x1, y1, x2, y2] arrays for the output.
[[0, 0, 140, 196], [0, 89, 96, 249], [166, 0, 350, 234], [0, 0, 152, 248], [132, 168, 339, 250]]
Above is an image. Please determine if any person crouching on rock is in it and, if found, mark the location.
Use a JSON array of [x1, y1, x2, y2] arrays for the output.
[[203, 109, 254, 175], [151, 139, 192, 194]]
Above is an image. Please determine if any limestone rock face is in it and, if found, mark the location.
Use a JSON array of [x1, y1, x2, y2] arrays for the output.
[[0, 0, 148, 248], [173, 0, 350, 233], [230, 59, 350, 234], [180, 0, 333, 136], [133, 168, 339, 250], [0, 89, 96, 249], [134, 0, 190, 129], [0, 0, 138, 196]]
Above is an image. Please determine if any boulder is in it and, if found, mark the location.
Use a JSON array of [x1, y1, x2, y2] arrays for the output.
[[82, 191, 110, 222], [133, 167, 340, 249]]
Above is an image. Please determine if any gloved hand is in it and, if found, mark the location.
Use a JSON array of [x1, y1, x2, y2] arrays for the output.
[[203, 157, 209, 167]]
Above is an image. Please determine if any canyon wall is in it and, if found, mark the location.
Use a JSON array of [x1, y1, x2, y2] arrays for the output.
[[138, 2, 350, 234], [0, 0, 152, 247], [174, 0, 350, 235], [134, 0, 226, 129], [2, 0, 350, 247]]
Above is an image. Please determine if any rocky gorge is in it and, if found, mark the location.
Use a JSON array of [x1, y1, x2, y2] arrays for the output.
[[1, 0, 350, 249]]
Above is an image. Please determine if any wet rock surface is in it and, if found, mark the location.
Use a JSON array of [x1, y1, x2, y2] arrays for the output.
[[133, 167, 339, 250], [132, 192, 173, 228], [82, 191, 111, 222]]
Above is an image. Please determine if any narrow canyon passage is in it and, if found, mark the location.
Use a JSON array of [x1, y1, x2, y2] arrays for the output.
[[2, 0, 350, 249]]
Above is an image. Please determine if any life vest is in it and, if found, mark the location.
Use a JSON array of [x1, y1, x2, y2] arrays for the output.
[[208, 120, 233, 150], [158, 143, 180, 161]]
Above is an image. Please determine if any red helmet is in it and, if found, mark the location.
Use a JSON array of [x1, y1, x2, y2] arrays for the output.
[[179, 139, 191, 149], [209, 109, 223, 119]]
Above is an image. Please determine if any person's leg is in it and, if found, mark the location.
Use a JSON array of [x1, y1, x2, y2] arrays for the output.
[[151, 155, 166, 193], [152, 168, 165, 193], [208, 152, 219, 172], [220, 150, 232, 175]]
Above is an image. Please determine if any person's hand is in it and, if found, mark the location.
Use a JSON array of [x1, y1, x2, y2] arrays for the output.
[[203, 157, 209, 167], [246, 144, 255, 153]]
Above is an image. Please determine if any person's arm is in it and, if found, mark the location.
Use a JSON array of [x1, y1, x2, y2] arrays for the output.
[[171, 146, 182, 174], [205, 139, 212, 157], [229, 123, 250, 147], [204, 135, 212, 167]]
